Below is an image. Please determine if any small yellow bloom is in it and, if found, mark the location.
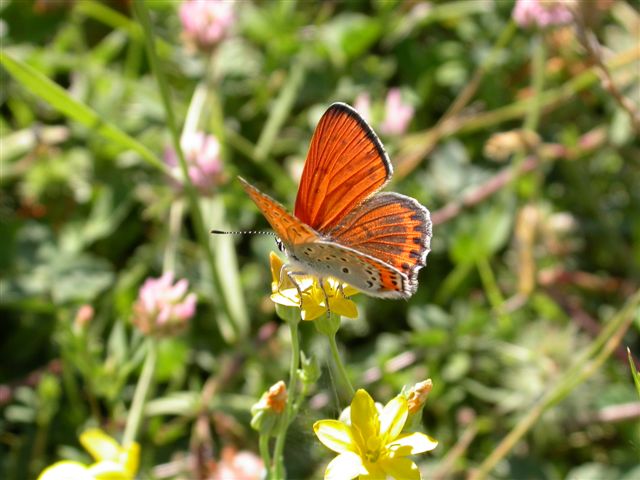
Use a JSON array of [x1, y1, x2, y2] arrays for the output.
[[269, 252, 359, 321], [38, 429, 140, 480], [313, 389, 438, 480]]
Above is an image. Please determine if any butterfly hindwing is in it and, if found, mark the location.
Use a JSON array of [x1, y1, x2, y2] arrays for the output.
[[294, 103, 392, 232], [326, 192, 431, 288], [289, 240, 410, 298]]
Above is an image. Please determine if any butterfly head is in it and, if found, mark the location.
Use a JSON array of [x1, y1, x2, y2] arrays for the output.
[[275, 237, 286, 254]]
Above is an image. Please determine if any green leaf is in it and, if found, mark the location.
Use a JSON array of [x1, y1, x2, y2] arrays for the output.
[[49, 253, 114, 304], [628, 348, 640, 399], [0, 51, 168, 174]]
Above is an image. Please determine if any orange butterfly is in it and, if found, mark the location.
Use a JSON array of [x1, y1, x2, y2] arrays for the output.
[[240, 103, 432, 299]]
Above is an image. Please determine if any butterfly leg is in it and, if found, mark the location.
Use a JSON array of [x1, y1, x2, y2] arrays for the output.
[[317, 277, 333, 318], [278, 264, 306, 309]]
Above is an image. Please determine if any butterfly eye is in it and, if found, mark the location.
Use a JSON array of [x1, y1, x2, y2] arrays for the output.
[[275, 237, 286, 253]]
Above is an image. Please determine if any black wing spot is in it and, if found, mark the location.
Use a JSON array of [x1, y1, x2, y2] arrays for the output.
[[409, 250, 421, 259], [342, 267, 349, 274], [366, 280, 374, 288], [401, 262, 410, 271]]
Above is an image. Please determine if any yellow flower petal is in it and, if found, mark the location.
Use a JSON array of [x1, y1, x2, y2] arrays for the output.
[[80, 429, 121, 462], [87, 460, 130, 479], [328, 295, 358, 318], [379, 396, 408, 442], [350, 389, 380, 445], [379, 456, 421, 480], [269, 252, 285, 284], [300, 291, 329, 320], [388, 432, 438, 456], [122, 441, 140, 477], [324, 451, 367, 480], [313, 420, 357, 454], [270, 289, 300, 307], [38, 461, 93, 480], [269, 251, 359, 322], [343, 284, 359, 297], [360, 461, 386, 479]]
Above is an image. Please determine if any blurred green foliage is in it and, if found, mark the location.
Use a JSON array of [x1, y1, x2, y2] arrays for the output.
[[1, 0, 639, 479]]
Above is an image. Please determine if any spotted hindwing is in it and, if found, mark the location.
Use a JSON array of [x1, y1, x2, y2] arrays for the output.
[[289, 241, 411, 298]]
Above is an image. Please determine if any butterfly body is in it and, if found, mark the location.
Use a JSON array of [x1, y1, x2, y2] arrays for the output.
[[241, 102, 432, 299]]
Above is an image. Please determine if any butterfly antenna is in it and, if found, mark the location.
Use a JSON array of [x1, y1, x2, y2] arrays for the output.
[[210, 229, 276, 236]]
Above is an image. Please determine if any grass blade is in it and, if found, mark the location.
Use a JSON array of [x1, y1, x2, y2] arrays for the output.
[[0, 51, 169, 175]]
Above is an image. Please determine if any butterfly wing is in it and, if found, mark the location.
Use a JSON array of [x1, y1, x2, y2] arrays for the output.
[[239, 176, 319, 248], [294, 103, 392, 232], [325, 192, 432, 295], [290, 240, 410, 298]]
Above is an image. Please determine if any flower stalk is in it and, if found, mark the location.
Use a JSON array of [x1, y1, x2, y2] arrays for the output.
[[122, 338, 157, 447], [271, 308, 301, 479], [327, 328, 355, 400]]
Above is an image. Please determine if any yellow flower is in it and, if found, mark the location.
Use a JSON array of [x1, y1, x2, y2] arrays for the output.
[[313, 389, 438, 480], [38, 429, 140, 480], [269, 252, 359, 321]]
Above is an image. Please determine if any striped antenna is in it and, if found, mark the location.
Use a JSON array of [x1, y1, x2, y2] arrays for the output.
[[210, 229, 276, 236]]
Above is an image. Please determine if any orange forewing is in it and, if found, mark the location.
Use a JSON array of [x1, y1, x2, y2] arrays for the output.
[[239, 177, 318, 247], [294, 103, 392, 233]]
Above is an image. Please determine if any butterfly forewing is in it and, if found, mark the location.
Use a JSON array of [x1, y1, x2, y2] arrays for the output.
[[239, 177, 318, 248], [294, 103, 392, 232]]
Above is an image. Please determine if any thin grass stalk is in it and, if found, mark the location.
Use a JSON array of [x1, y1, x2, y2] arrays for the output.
[[133, 0, 241, 343]]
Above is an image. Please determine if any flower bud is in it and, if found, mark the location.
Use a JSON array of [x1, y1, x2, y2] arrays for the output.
[[251, 381, 287, 434], [401, 379, 433, 430], [74, 304, 94, 330], [483, 130, 541, 162], [405, 379, 433, 414]]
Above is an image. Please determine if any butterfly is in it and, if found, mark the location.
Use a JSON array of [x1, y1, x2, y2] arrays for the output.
[[240, 102, 432, 299]]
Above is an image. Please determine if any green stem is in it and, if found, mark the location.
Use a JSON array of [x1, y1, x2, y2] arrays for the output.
[[476, 257, 509, 330], [133, 1, 243, 343], [254, 62, 305, 162], [328, 333, 355, 399], [271, 318, 301, 479], [162, 199, 184, 274], [510, 35, 546, 197], [259, 432, 272, 476], [523, 36, 546, 132], [122, 338, 157, 446]]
